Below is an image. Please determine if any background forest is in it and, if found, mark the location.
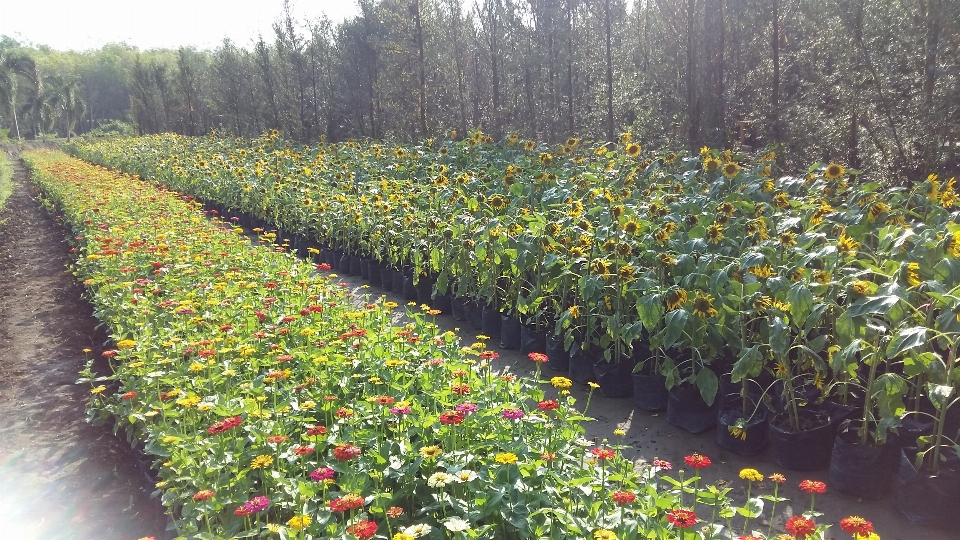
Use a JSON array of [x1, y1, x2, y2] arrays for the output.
[[1, 0, 958, 181]]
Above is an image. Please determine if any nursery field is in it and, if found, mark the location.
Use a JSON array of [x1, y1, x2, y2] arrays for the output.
[[6, 134, 960, 539]]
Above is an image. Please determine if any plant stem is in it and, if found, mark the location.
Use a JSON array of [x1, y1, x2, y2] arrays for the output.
[[861, 334, 882, 445], [931, 345, 955, 472]]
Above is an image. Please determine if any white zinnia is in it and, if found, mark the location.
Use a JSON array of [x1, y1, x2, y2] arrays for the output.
[[403, 524, 432, 537], [444, 517, 471, 532], [456, 469, 478, 482], [426, 472, 454, 488]]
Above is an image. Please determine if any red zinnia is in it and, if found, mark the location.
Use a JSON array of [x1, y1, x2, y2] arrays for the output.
[[386, 506, 404, 518], [192, 490, 215, 501], [538, 399, 560, 411], [611, 490, 636, 504], [207, 416, 243, 435], [306, 425, 327, 436], [293, 445, 314, 455], [666, 509, 698, 528], [451, 383, 470, 395], [839, 516, 873, 536], [330, 493, 365, 513], [527, 352, 549, 363], [121, 391, 137, 399], [683, 453, 711, 469], [347, 520, 378, 539], [799, 479, 827, 494], [333, 443, 362, 461], [590, 447, 616, 461], [439, 410, 465, 425], [266, 435, 289, 443], [785, 516, 816, 539], [478, 351, 500, 360]]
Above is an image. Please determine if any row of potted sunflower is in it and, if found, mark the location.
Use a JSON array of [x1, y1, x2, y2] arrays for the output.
[[66, 133, 959, 526]]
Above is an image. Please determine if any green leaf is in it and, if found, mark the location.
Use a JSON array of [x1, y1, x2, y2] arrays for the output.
[[637, 294, 664, 331], [731, 345, 763, 382], [786, 282, 813, 324], [769, 316, 789, 357], [659, 309, 689, 350], [846, 295, 901, 318], [886, 326, 928, 359], [927, 383, 955, 410], [696, 368, 718, 406]]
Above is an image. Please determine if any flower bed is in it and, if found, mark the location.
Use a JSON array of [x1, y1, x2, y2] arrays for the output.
[[20, 148, 873, 540], [66, 133, 960, 472]]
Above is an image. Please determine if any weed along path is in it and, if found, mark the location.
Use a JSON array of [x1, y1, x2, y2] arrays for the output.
[[0, 155, 166, 540]]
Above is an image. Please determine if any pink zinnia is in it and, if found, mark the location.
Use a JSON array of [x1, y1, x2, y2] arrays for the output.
[[455, 402, 478, 414], [502, 408, 525, 420], [309, 467, 335, 482]]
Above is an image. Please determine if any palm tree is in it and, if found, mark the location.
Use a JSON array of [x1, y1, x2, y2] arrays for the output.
[[44, 75, 86, 140], [0, 51, 39, 141]]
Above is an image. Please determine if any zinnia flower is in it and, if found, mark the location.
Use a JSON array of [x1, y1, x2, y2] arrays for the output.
[[538, 399, 559, 411], [402, 523, 432, 537], [550, 376, 572, 388], [611, 490, 636, 504], [594, 529, 617, 540], [840, 516, 874, 536], [590, 447, 616, 461], [309, 467, 335, 481], [419, 445, 442, 459], [439, 410, 465, 425], [192, 490, 215, 501], [799, 479, 826, 494], [250, 455, 274, 469], [501, 407, 525, 420], [666, 509, 698, 528], [684, 453, 711, 469], [427, 472, 455, 487], [785, 516, 816, 539], [444, 518, 471, 532], [333, 443, 362, 461], [287, 514, 312, 530], [527, 352, 548, 363], [386, 506, 404, 518], [347, 520, 378, 539], [494, 452, 519, 465], [330, 493, 365, 513], [739, 468, 764, 482]]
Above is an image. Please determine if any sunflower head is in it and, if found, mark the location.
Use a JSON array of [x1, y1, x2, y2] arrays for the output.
[[706, 223, 724, 244], [779, 231, 796, 247], [692, 293, 718, 318], [524, 140, 536, 151], [665, 288, 688, 311], [616, 242, 632, 258], [722, 162, 741, 178], [824, 162, 845, 180], [623, 220, 640, 235], [625, 143, 642, 157], [703, 157, 721, 171], [489, 194, 506, 210]]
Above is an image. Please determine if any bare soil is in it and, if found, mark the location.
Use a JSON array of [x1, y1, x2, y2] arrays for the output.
[[0, 155, 167, 540]]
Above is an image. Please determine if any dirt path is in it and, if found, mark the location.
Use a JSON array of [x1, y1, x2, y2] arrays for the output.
[[0, 155, 167, 540]]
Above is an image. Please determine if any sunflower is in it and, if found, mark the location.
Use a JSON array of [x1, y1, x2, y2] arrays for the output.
[[546, 223, 561, 236], [623, 220, 640, 235], [569, 246, 585, 258], [722, 162, 741, 178], [867, 201, 890, 220], [620, 132, 632, 144], [692, 293, 719, 318], [611, 204, 624, 219], [824, 162, 845, 180], [539, 152, 553, 165], [663, 152, 677, 164], [654, 227, 671, 245], [789, 268, 805, 282], [625, 142, 641, 157], [659, 253, 676, 265], [946, 230, 960, 258], [773, 192, 790, 209], [524, 140, 536, 151], [813, 269, 831, 284], [591, 258, 612, 276], [779, 231, 796, 247], [703, 157, 721, 171], [507, 133, 519, 146], [906, 261, 921, 287], [749, 264, 773, 279], [601, 238, 617, 253], [648, 201, 667, 218], [489, 194, 506, 210], [851, 280, 872, 295], [761, 179, 775, 193], [706, 222, 724, 244], [717, 201, 735, 215], [837, 233, 859, 254], [616, 242, 632, 258], [566, 137, 580, 148], [618, 265, 636, 280], [665, 288, 688, 311]]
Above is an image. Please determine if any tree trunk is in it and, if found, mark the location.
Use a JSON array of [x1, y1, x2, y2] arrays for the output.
[[770, 0, 780, 144], [604, 0, 615, 142]]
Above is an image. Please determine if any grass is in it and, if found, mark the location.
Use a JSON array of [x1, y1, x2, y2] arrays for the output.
[[0, 151, 12, 216]]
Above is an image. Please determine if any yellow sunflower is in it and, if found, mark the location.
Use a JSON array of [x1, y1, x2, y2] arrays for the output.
[[824, 162, 845, 180], [722, 162, 741, 178], [692, 293, 719, 318], [665, 288, 688, 311], [625, 142, 641, 157], [706, 222, 724, 244]]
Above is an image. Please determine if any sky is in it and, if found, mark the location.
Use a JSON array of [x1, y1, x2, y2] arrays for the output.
[[0, 0, 360, 52]]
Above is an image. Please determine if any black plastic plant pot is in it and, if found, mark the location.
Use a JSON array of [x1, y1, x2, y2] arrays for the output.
[[349, 255, 362, 276], [481, 304, 502, 340], [829, 421, 892, 499], [632, 373, 668, 412], [520, 324, 547, 355], [379, 266, 393, 291], [499, 314, 521, 349], [465, 301, 484, 330], [568, 344, 598, 385], [402, 271, 418, 301], [716, 400, 769, 456], [392, 267, 405, 293], [546, 334, 569, 372], [338, 253, 351, 273], [894, 447, 960, 528], [432, 293, 452, 314], [769, 409, 834, 470], [367, 260, 381, 282], [450, 297, 467, 321], [359, 258, 371, 280], [594, 357, 635, 398], [667, 382, 719, 434], [415, 276, 435, 304]]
